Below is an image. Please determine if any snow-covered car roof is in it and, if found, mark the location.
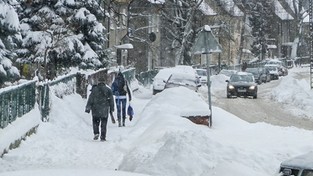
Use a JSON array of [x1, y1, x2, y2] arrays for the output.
[[281, 151, 313, 170], [264, 64, 279, 68], [169, 72, 198, 80], [152, 86, 211, 117], [265, 59, 285, 67], [236, 71, 253, 76], [154, 65, 197, 80]]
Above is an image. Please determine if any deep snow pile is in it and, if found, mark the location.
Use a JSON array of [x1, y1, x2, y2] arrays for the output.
[[271, 67, 313, 119], [0, 67, 313, 176]]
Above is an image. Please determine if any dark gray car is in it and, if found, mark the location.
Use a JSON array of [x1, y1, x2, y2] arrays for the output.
[[245, 68, 263, 84], [226, 72, 258, 99], [258, 67, 271, 83]]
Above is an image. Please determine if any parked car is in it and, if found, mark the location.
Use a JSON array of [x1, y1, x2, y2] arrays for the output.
[[279, 152, 313, 176], [164, 72, 201, 92], [152, 65, 199, 95], [258, 67, 271, 83], [265, 59, 288, 76], [245, 68, 263, 84], [264, 65, 280, 80], [226, 72, 258, 99], [195, 68, 207, 85]]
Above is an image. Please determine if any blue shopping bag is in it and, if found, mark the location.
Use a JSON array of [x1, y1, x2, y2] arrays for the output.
[[127, 105, 134, 121]]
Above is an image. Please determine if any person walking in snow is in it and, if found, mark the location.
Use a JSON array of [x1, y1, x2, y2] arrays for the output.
[[85, 76, 114, 141], [111, 72, 132, 127]]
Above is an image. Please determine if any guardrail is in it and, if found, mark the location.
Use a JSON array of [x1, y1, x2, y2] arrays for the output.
[[38, 73, 77, 121], [0, 81, 36, 129], [0, 68, 136, 157]]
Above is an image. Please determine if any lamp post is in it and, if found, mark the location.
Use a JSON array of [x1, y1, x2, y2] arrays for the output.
[[193, 25, 222, 127]]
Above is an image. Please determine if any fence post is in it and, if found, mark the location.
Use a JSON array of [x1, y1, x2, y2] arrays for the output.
[[0, 94, 4, 128], [38, 84, 50, 122], [76, 72, 87, 98]]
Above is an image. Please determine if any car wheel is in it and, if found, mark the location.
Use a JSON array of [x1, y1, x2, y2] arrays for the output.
[[227, 92, 231, 98], [253, 94, 257, 99]]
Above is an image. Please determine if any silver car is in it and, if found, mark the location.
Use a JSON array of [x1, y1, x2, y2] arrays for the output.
[[264, 65, 279, 80], [279, 152, 313, 176], [164, 73, 201, 92]]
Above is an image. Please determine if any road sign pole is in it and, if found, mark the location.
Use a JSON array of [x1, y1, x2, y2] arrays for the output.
[[206, 53, 212, 127], [192, 25, 222, 127]]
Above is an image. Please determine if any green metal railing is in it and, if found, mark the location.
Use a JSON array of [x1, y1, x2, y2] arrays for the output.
[[0, 68, 137, 128], [38, 73, 77, 121], [0, 81, 36, 128]]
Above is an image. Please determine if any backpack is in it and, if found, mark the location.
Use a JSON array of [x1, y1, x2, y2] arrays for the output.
[[116, 78, 127, 95]]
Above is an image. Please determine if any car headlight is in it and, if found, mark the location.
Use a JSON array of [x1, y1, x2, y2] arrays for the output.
[[228, 85, 235, 89], [249, 85, 256, 90]]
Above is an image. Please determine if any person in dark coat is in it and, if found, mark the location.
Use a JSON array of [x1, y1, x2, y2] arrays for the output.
[[85, 77, 114, 141], [111, 72, 132, 127], [242, 62, 248, 72]]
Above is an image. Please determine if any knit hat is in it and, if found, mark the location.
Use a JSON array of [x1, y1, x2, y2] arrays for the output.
[[98, 76, 106, 83], [117, 72, 123, 77]]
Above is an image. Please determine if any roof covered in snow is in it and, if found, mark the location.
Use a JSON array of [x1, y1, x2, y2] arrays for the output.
[[199, 1, 217, 16], [274, 0, 294, 20], [218, 0, 244, 17], [147, 0, 165, 4]]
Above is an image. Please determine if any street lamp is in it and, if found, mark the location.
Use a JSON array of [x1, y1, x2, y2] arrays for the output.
[[114, 43, 134, 66], [193, 25, 222, 127]]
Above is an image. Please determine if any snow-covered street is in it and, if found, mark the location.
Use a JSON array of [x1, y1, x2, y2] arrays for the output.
[[210, 66, 313, 130], [0, 67, 313, 176]]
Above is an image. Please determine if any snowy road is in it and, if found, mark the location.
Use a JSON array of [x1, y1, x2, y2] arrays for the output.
[[211, 68, 313, 130]]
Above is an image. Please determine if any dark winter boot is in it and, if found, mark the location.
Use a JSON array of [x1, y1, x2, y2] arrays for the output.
[[122, 119, 125, 127], [93, 134, 99, 140], [118, 120, 122, 127]]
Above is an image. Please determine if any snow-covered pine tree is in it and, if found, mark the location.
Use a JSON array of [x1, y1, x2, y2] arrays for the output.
[[0, 0, 21, 86], [17, 0, 107, 80]]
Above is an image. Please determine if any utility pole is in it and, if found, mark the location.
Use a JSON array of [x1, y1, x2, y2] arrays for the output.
[[309, 0, 313, 89]]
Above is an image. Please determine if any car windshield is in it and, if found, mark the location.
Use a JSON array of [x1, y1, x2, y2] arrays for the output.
[[168, 74, 196, 86], [230, 74, 254, 82], [266, 66, 277, 71], [246, 68, 259, 76], [246, 68, 259, 74], [302, 170, 313, 176], [196, 69, 207, 76]]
